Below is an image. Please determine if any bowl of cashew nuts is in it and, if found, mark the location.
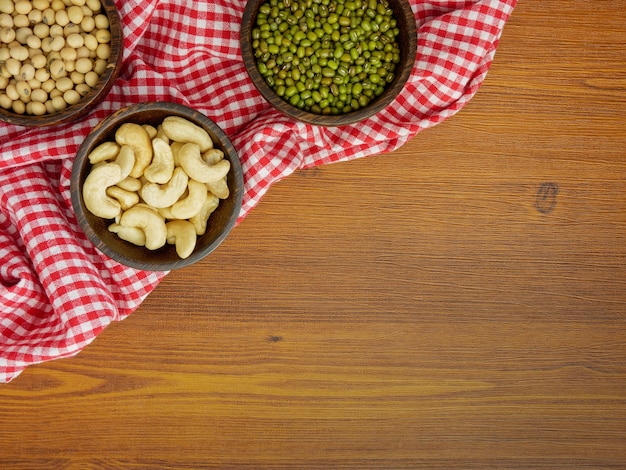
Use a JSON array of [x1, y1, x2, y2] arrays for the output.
[[0, 0, 123, 127], [70, 101, 244, 271]]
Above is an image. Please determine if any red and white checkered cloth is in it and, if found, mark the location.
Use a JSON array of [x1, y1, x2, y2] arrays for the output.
[[0, 0, 516, 382]]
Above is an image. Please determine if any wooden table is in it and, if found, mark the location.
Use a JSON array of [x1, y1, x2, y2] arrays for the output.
[[2, 2, 625, 468]]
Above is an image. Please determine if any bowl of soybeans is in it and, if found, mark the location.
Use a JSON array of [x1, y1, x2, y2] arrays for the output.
[[0, 0, 122, 127], [240, 0, 417, 126]]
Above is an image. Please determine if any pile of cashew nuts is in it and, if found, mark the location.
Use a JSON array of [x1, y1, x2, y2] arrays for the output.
[[82, 116, 231, 260]]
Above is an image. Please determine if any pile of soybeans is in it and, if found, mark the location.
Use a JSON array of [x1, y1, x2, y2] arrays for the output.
[[0, 0, 112, 116]]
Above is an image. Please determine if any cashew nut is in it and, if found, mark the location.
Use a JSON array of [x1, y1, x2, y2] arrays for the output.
[[134, 203, 162, 213], [179, 143, 231, 184], [170, 141, 184, 167], [114, 145, 135, 180], [108, 223, 146, 246], [115, 123, 153, 178], [142, 124, 157, 139], [143, 137, 174, 184], [119, 205, 167, 250], [161, 116, 214, 152], [106, 185, 139, 210], [207, 177, 229, 200], [202, 148, 224, 165], [82, 162, 123, 219], [140, 167, 189, 208], [156, 124, 169, 144], [87, 141, 120, 164], [170, 179, 208, 219], [157, 205, 177, 220], [166, 220, 197, 259], [189, 193, 220, 235], [117, 176, 142, 192], [201, 150, 228, 199]]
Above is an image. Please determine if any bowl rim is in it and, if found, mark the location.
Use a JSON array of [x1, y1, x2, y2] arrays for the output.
[[240, 0, 417, 127], [0, 0, 123, 128], [70, 101, 244, 271]]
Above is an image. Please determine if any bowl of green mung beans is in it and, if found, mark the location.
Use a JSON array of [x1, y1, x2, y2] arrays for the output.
[[240, 0, 417, 126]]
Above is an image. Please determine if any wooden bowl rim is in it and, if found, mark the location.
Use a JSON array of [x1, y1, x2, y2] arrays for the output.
[[70, 101, 244, 271], [240, 0, 417, 127], [0, 0, 123, 128]]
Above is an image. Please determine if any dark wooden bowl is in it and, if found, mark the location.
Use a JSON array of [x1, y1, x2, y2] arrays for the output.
[[70, 102, 244, 271], [0, 0, 123, 128], [240, 0, 417, 126]]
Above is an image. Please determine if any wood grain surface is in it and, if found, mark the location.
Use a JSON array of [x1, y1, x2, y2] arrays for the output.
[[1, 2, 625, 469]]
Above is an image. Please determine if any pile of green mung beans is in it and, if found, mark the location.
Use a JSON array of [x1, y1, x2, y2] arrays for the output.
[[251, 0, 401, 116]]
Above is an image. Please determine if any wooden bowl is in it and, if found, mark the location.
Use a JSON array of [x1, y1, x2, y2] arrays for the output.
[[70, 102, 244, 271], [0, 0, 123, 128], [240, 0, 417, 126]]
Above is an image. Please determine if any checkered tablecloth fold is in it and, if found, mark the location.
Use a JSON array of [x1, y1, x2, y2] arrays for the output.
[[0, 0, 516, 382]]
